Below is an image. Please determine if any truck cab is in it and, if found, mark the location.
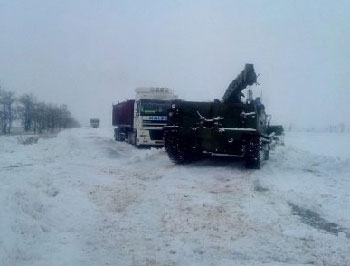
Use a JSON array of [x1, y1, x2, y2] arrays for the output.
[[113, 87, 177, 147], [133, 88, 177, 146]]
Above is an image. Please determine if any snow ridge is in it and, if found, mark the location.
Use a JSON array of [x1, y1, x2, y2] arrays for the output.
[[1, 128, 350, 266]]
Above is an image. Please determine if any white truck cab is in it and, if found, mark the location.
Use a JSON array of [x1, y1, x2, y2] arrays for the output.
[[134, 88, 177, 146]]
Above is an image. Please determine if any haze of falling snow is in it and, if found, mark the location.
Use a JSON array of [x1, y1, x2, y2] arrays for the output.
[[0, 0, 349, 128]]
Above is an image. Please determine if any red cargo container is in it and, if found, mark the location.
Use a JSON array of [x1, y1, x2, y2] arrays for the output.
[[112, 100, 135, 128]]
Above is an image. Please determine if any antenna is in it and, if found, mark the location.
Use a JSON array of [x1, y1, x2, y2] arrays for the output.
[[255, 73, 261, 86], [248, 87, 253, 103]]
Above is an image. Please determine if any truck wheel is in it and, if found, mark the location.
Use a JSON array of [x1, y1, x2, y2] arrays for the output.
[[262, 143, 269, 160], [165, 140, 201, 164], [115, 130, 125, 142], [263, 149, 269, 160], [128, 131, 136, 146], [164, 130, 191, 164], [114, 129, 119, 141], [245, 137, 261, 169], [165, 138, 188, 164]]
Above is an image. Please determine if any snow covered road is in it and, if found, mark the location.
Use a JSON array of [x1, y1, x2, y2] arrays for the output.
[[1, 128, 350, 266]]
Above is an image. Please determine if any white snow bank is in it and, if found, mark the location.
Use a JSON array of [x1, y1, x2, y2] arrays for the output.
[[1, 128, 350, 266], [285, 132, 350, 159]]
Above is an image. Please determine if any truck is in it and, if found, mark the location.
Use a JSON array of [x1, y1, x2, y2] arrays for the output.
[[90, 118, 100, 128], [163, 64, 272, 169], [112, 87, 177, 147]]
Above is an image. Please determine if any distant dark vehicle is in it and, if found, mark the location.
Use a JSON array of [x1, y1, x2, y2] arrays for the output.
[[164, 64, 272, 169], [90, 118, 100, 128]]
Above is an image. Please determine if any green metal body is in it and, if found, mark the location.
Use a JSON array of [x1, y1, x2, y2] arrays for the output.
[[163, 64, 270, 168], [165, 99, 268, 154]]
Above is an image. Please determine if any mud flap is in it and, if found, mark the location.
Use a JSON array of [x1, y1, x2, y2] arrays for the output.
[[245, 136, 261, 169]]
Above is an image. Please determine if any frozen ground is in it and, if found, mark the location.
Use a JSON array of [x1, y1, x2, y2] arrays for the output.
[[0, 128, 349, 266]]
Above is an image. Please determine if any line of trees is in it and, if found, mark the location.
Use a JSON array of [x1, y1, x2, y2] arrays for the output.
[[0, 86, 80, 134]]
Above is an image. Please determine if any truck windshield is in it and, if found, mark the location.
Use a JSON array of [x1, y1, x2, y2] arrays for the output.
[[140, 100, 171, 116]]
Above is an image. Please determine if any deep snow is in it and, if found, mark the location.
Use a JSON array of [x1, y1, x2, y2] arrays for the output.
[[0, 128, 350, 266]]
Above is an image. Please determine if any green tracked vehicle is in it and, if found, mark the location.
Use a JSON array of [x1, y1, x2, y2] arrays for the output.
[[163, 64, 271, 169]]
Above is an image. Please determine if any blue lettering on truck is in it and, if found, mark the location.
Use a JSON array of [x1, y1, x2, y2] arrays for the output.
[[148, 116, 167, 121]]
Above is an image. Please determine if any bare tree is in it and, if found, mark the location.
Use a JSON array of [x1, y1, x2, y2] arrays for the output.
[[0, 89, 3, 133], [58, 104, 71, 128], [0, 87, 15, 134], [18, 94, 36, 131], [32, 102, 46, 133], [4, 90, 80, 134]]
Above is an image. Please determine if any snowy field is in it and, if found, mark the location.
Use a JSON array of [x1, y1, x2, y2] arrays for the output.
[[1, 128, 350, 266]]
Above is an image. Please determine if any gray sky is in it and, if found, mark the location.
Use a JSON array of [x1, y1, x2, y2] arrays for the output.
[[0, 0, 349, 128]]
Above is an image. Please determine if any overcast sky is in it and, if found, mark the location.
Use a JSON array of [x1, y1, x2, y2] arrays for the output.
[[0, 0, 349, 128]]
